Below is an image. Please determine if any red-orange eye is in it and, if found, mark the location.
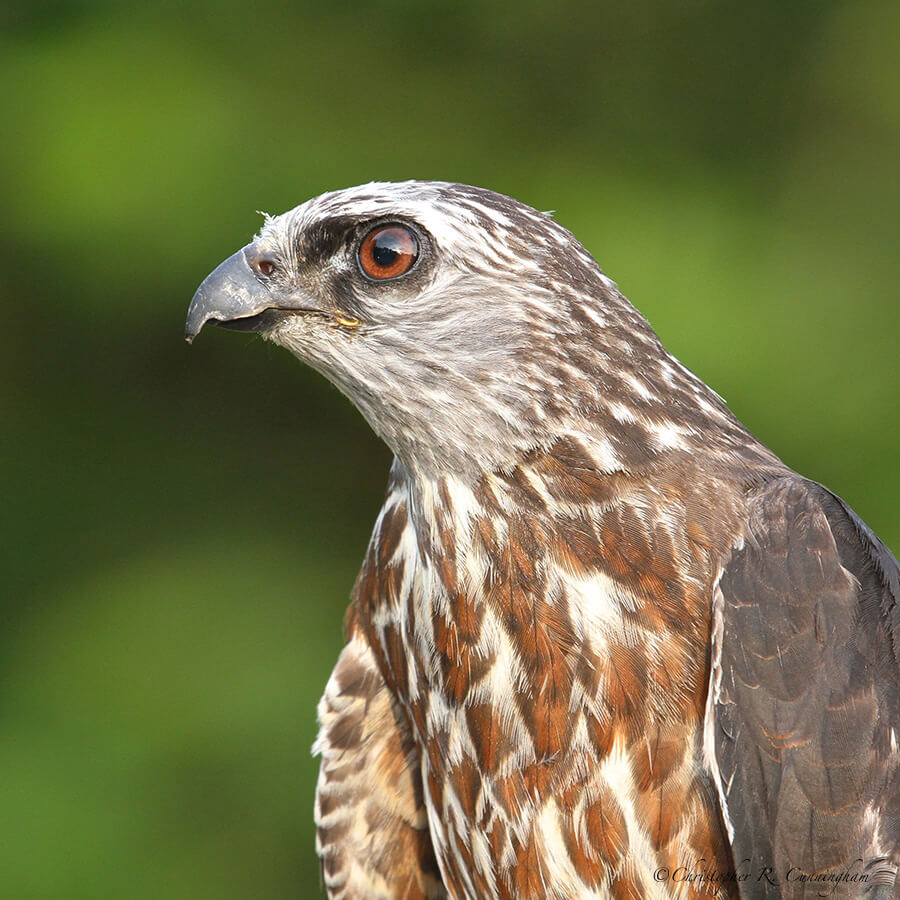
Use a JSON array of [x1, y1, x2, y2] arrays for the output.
[[358, 225, 419, 280]]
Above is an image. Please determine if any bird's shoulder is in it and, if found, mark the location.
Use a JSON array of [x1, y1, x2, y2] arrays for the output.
[[723, 471, 900, 634]]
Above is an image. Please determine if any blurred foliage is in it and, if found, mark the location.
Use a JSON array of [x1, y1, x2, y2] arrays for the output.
[[1, 0, 898, 896]]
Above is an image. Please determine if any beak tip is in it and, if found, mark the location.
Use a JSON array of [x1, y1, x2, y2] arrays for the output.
[[184, 302, 206, 344]]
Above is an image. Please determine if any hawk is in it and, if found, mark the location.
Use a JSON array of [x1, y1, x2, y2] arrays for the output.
[[186, 182, 900, 899]]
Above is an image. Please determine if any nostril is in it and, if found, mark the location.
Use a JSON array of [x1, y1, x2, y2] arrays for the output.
[[248, 251, 278, 277]]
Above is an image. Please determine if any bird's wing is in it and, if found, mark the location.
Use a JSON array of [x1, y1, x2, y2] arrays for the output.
[[314, 629, 446, 900], [707, 475, 900, 898]]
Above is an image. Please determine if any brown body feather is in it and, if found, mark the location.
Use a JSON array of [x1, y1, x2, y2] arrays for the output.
[[319, 439, 785, 899]]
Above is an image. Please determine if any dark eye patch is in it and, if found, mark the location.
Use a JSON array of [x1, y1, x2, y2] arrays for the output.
[[295, 215, 360, 265]]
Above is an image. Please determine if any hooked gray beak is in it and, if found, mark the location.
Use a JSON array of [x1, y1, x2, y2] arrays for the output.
[[185, 244, 319, 342]]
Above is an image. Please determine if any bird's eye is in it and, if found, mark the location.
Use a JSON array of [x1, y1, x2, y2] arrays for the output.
[[358, 225, 419, 280]]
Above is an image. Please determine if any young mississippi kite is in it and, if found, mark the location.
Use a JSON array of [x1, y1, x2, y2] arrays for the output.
[[187, 182, 900, 899]]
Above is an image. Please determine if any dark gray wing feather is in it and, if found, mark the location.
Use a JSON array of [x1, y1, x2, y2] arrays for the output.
[[710, 476, 900, 898]]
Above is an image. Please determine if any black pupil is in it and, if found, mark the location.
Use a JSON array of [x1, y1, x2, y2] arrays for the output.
[[372, 234, 402, 268]]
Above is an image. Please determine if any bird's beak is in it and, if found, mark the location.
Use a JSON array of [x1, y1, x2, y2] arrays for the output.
[[185, 244, 320, 343]]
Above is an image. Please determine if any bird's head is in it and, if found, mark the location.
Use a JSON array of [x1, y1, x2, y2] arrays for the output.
[[186, 181, 677, 477]]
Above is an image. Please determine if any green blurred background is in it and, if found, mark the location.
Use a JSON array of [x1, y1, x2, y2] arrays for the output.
[[2, 1, 898, 896]]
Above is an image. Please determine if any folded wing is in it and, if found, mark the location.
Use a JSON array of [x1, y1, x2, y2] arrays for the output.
[[708, 477, 900, 898]]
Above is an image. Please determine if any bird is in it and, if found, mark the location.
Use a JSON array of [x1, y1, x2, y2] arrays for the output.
[[186, 181, 900, 899]]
